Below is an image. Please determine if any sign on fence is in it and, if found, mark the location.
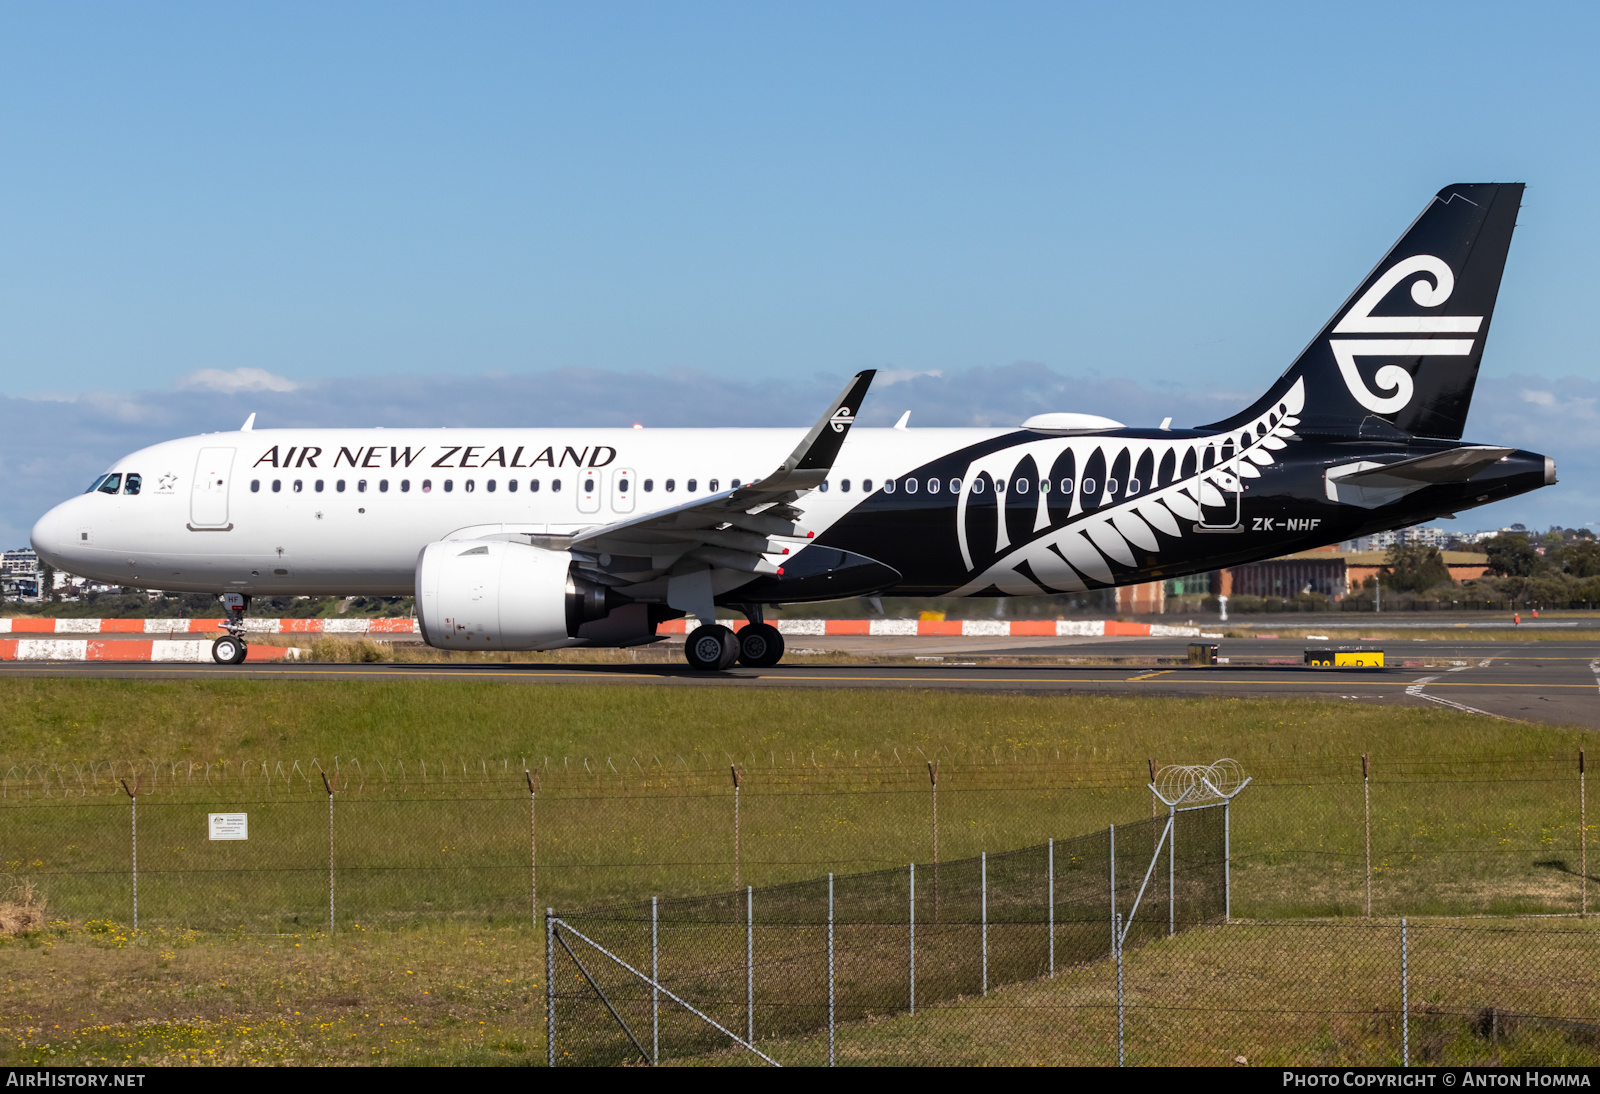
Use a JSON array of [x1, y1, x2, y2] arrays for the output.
[[208, 813, 248, 840]]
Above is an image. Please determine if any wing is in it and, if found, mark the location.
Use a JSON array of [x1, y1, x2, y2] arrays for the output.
[[530, 371, 876, 604]]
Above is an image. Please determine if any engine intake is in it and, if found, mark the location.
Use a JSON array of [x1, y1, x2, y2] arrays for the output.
[[415, 539, 628, 650]]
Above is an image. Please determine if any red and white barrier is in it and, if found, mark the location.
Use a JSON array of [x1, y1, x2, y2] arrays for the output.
[[0, 639, 301, 662], [0, 617, 419, 635], [655, 618, 1202, 638]]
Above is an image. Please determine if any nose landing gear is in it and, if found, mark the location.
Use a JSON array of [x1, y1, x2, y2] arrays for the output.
[[212, 593, 250, 665]]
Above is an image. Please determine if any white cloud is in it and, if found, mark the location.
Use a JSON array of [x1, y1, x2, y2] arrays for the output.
[[877, 368, 943, 385], [1521, 389, 1557, 407], [176, 367, 300, 394]]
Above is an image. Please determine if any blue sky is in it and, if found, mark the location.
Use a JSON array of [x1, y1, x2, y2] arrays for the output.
[[3, 2, 1598, 543]]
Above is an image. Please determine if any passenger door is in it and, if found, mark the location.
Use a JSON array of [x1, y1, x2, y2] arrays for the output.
[[189, 447, 235, 529]]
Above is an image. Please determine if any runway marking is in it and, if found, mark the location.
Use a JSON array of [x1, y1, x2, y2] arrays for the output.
[[1126, 670, 1174, 682]]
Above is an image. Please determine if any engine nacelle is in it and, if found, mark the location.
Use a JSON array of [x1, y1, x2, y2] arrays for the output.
[[415, 539, 626, 650]]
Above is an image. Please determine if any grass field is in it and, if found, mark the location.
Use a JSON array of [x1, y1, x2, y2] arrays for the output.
[[0, 677, 1595, 1065]]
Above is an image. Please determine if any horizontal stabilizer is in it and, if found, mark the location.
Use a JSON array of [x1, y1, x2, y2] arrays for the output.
[[1332, 445, 1512, 486]]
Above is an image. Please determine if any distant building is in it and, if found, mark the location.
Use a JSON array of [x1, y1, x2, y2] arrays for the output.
[[1340, 526, 1455, 551], [2, 548, 39, 577]]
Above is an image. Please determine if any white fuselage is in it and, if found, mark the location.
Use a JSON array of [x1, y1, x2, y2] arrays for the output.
[[31, 426, 1007, 596]]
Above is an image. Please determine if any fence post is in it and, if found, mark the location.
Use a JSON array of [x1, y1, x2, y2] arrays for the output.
[[1223, 798, 1231, 922], [928, 761, 939, 920], [981, 851, 988, 996], [1364, 753, 1372, 918], [546, 908, 556, 1068], [321, 771, 335, 933], [731, 764, 742, 891], [1109, 823, 1117, 955], [652, 896, 659, 1065], [827, 873, 835, 1067], [527, 770, 539, 928], [1048, 837, 1055, 977], [909, 862, 916, 1014], [1167, 805, 1175, 937], [119, 778, 139, 931], [1400, 917, 1409, 1067], [1582, 749, 1588, 919], [746, 885, 753, 1045], [1115, 911, 1124, 1067]]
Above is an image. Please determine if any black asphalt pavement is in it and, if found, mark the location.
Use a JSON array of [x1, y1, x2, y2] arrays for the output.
[[3, 638, 1596, 729]]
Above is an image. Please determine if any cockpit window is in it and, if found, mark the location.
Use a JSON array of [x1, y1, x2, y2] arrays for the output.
[[85, 475, 107, 494], [97, 474, 122, 495], [123, 473, 142, 496]]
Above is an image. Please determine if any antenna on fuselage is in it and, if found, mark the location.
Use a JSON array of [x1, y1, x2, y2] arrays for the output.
[[893, 411, 911, 430], [240, 413, 256, 432]]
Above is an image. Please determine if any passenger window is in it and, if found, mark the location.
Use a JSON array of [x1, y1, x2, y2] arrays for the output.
[[272, 480, 282, 493], [665, 479, 675, 492], [904, 478, 917, 494], [643, 479, 653, 492], [687, 479, 697, 492], [529, 479, 540, 492], [617, 478, 628, 493], [551, 479, 562, 493], [444, 480, 454, 493], [1059, 478, 1073, 494], [124, 473, 142, 495], [379, 480, 389, 492], [293, 480, 303, 493], [507, 480, 516, 493], [250, 480, 261, 493], [422, 479, 432, 493], [315, 480, 325, 492], [862, 479, 873, 492], [819, 481, 829, 492], [98, 474, 122, 494], [583, 477, 594, 492], [840, 479, 850, 492], [465, 480, 475, 492], [337, 480, 346, 492], [401, 479, 411, 492], [709, 479, 719, 492], [487, 479, 496, 492], [731, 479, 741, 488], [883, 479, 895, 494], [357, 480, 367, 492]]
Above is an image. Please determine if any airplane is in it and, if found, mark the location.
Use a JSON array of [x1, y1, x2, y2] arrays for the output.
[[31, 182, 1554, 670]]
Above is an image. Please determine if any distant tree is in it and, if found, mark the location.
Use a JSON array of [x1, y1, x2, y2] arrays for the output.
[[1559, 540, 1600, 578], [1483, 533, 1542, 578], [1384, 544, 1454, 593], [37, 563, 55, 602]]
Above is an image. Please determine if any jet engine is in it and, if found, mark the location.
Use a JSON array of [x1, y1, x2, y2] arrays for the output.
[[415, 539, 632, 650]]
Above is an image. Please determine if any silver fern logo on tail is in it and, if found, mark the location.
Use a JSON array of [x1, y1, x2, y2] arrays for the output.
[[948, 378, 1304, 596], [1329, 255, 1483, 414]]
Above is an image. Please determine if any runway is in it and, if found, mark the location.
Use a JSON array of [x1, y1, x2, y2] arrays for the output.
[[3, 636, 1597, 729]]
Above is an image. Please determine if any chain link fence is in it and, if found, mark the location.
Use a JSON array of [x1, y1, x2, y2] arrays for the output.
[[546, 804, 1229, 1065], [0, 751, 1592, 929]]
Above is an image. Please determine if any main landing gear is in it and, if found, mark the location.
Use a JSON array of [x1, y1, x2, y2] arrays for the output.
[[212, 592, 250, 665], [683, 606, 785, 671]]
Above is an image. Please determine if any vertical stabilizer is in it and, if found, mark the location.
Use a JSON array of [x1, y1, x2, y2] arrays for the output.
[[1202, 183, 1523, 440]]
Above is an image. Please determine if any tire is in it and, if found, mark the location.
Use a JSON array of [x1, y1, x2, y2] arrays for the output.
[[212, 635, 246, 665], [684, 624, 739, 671], [737, 622, 785, 668]]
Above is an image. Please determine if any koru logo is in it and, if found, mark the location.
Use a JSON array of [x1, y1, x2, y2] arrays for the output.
[[829, 406, 855, 433], [1329, 254, 1482, 414]]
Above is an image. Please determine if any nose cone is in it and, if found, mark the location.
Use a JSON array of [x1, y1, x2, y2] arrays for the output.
[[31, 500, 78, 570], [1546, 456, 1559, 485]]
